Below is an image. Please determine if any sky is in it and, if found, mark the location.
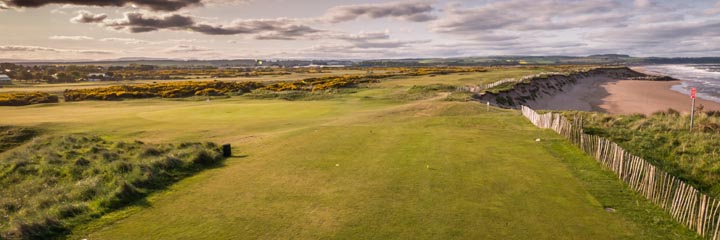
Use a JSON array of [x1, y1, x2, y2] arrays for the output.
[[0, 0, 719, 60]]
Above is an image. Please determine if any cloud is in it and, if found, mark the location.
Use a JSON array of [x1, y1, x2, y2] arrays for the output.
[[589, 21, 720, 43], [75, 50, 115, 54], [432, 0, 626, 34], [471, 33, 520, 42], [164, 44, 211, 53], [634, 0, 652, 8], [0, 45, 114, 54], [1, 0, 202, 11], [70, 10, 107, 23], [707, 1, 720, 15], [350, 39, 430, 49], [190, 18, 321, 38], [91, 12, 323, 39], [323, 1, 436, 23], [105, 12, 195, 33], [99, 37, 150, 44], [49, 35, 94, 40], [0, 45, 60, 52], [334, 31, 390, 41]]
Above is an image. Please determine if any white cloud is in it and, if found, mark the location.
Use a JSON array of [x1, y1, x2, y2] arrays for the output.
[[70, 10, 107, 23], [49, 35, 94, 40], [0, 45, 115, 54], [634, 0, 652, 8], [99, 37, 150, 44], [432, 0, 626, 34], [707, 1, 720, 15], [164, 44, 212, 53]]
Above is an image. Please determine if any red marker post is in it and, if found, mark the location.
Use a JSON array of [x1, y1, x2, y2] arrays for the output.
[[690, 87, 697, 131]]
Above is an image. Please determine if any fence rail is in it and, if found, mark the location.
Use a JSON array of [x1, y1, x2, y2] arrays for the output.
[[521, 106, 720, 239]]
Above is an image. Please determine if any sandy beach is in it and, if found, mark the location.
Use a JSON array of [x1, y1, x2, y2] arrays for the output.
[[533, 77, 720, 115]]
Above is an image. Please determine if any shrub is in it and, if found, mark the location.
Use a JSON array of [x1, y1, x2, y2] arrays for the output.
[[64, 81, 264, 101], [0, 92, 59, 106]]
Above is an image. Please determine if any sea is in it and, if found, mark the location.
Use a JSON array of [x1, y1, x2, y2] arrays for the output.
[[639, 64, 720, 103]]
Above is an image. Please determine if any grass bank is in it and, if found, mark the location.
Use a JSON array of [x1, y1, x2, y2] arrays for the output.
[[0, 134, 224, 239], [565, 110, 720, 197]]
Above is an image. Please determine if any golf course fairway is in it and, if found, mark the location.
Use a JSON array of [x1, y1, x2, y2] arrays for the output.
[[1, 94, 698, 239]]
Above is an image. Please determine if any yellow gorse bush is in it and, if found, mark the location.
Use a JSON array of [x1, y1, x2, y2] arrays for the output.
[[0, 92, 59, 106]]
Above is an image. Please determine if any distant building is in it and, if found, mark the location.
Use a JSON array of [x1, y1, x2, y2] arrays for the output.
[[87, 73, 106, 82], [0, 74, 11, 84]]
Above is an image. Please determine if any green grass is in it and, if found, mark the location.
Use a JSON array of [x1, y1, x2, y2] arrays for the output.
[[0, 69, 702, 239], [0, 135, 224, 239], [563, 110, 720, 198], [542, 139, 696, 239], [0, 126, 37, 153], [24, 101, 687, 239]]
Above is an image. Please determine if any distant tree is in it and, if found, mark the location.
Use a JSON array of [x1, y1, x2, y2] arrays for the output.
[[18, 70, 33, 81], [70, 71, 82, 80], [54, 72, 73, 83]]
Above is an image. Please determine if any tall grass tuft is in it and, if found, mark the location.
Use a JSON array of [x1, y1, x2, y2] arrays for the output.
[[566, 109, 720, 197], [0, 134, 224, 239]]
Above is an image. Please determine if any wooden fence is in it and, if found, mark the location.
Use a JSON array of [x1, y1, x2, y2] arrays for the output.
[[521, 106, 720, 239]]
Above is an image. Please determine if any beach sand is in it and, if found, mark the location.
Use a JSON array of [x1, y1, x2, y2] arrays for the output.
[[533, 77, 720, 115]]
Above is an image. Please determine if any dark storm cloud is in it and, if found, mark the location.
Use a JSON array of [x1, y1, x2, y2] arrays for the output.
[[105, 12, 195, 32], [0, 0, 201, 11], [96, 12, 322, 39], [323, 1, 436, 23], [190, 19, 321, 38]]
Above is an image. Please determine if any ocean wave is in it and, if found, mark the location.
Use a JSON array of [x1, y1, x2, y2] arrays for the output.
[[640, 64, 720, 103]]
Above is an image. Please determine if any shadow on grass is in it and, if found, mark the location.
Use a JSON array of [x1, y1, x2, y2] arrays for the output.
[[71, 154, 247, 239]]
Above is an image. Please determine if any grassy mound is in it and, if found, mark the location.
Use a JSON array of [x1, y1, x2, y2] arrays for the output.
[[566, 109, 720, 197], [0, 135, 224, 239], [0, 92, 59, 106], [0, 126, 38, 153]]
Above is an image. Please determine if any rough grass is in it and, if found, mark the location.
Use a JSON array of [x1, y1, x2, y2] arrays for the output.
[[0, 126, 37, 153], [0, 135, 224, 239], [564, 110, 720, 198]]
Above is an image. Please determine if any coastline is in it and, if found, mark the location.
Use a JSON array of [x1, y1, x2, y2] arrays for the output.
[[533, 77, 720, 115]]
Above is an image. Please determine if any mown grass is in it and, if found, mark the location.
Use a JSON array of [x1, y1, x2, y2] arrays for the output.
[[55, 101, 696, 239], [0, 68, 702, 239], [543, 139, 697, 239], [0, 134, 224, 239], [564, 110, 720, 198]]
